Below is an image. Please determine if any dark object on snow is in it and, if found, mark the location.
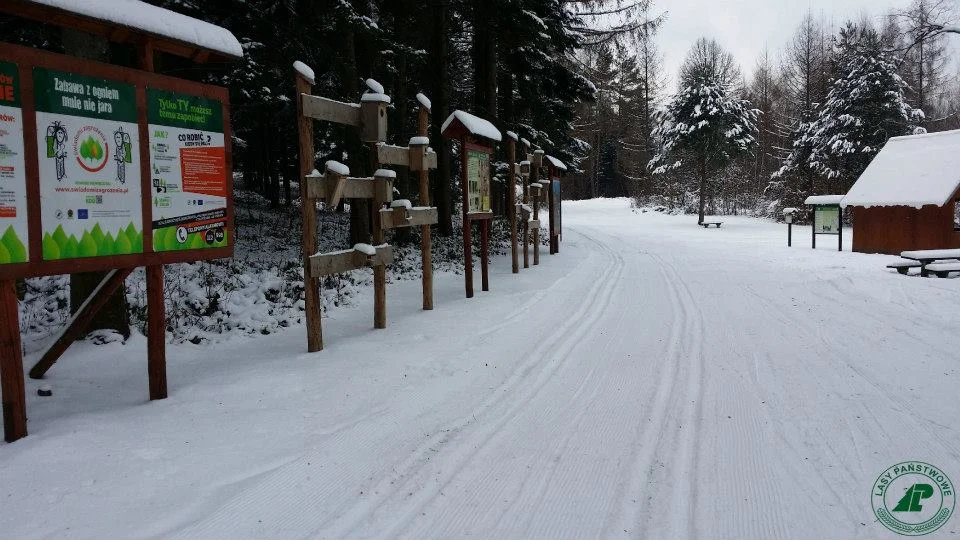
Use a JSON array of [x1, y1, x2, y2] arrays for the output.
[[37, 385, 52, 397], [699, 222, 723, 228]]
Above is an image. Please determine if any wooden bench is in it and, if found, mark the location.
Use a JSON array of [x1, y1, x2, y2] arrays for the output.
[[886, 260, 922, 275], [699, 221, 722, 228], [924, 261, 960, 278]]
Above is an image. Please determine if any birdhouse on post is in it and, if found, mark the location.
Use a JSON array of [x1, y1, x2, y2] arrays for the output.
[[441, 110, 501, 298]]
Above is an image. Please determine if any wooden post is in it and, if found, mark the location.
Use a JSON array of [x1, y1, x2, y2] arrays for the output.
[[522, 145, 530, 270], [418, 106, 434, 310], [140, 42, 167, 400], [146, 266, 166, 399], [0, 280, 26, 442], [296, 71, 323, 351], [532, 163, 540, 266], [548, 177, 557, 255], [508, 138, 518, 274], [372, 172, 388, 329], [461, 136, 473, 298], [481, 220, 490, 291]]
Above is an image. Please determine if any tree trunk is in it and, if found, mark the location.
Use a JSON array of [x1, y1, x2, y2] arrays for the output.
[[61, 28, 129, 338], [698, 156, 708, 224], [428, 0, 453, 235]]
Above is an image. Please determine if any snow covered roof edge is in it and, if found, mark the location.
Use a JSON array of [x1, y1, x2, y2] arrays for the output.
[[840, 128, 960, 209], [28, 0, 243, 59], [440, 110, 502, 142]]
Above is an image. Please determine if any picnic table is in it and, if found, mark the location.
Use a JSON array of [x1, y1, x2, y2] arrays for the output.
[[897, 249, 960, 277]]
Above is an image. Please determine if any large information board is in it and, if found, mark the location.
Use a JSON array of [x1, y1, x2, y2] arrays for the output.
[[466, 149, 490, 213], [0, 60, 28, 264], [0, 41, 233, 280], [814, 205, 840, 234]]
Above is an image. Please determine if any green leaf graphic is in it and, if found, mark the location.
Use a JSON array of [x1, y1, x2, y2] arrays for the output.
[[114, 230, 132, 254], [61, 236, 78, 259], [52, 225, 68, 252], [78, 231, 98, 257], [42, 233, 60, 260], [188, 232, 206, 249], [90, 223, 105, 246], [1, 226, 27, 263], [0, 241, 10, 264], [98, 232, 114, 257]]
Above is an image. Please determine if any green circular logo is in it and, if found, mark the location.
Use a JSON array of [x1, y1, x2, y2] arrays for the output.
[[872, 462, 954, 536]]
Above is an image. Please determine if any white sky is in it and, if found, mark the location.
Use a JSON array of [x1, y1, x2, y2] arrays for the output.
[[649, 0, 959, 91]]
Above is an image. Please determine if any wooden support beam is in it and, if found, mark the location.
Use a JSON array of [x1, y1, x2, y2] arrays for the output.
[[379, 207, 439, 230], [301, 94, 361, 127], [0, 279, 26, 443], [296, 72, 323, 352], [29, 269, 133, 379], [481, 220, 490, 292], [377, 144, 410, 167], [305, 176, 382, 202], [309, 245, 395, 277]]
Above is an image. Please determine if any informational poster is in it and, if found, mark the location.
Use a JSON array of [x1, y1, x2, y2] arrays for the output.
[[147, 89, 228, 251], [0, 61, 28, 264], [814, 205, 840, 234], [550, 179, 561, 236], [33, 67, 142, 260], [466, 149, 490, 213]]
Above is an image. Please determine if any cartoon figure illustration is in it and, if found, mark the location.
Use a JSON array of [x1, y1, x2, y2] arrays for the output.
[[46, 122, 68, 181], [113, 126, 131, 184]]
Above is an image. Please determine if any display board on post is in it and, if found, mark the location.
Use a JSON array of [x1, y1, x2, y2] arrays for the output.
[[441, 110, 501, 298], [0, 2, 240, 443], [804, 195, 845, 251], [545, 155, 566, 255]]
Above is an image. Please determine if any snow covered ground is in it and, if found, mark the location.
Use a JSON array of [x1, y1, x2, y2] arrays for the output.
[[2, 198, 959, 539]]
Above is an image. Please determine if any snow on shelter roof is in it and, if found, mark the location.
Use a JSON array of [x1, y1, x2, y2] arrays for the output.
[[546, 155, 567, 171], [805, 195, 845, 206], [840, 129, 960, 209], [25, 0, 243, 59], [441, 110, 502, 142]]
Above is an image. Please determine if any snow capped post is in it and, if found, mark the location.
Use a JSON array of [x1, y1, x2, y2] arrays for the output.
[[505, 131, 519, 274], [520, 138, 533, 269], [782, 208, 797, 247], [531, 149, 545, 266], [295, 61, 323, 352], [441, 110, 502, 298]]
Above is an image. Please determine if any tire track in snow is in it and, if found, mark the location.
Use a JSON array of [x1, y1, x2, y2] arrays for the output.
[[313, 229, 627, 538]]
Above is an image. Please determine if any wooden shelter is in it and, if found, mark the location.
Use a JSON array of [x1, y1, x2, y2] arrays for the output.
[[841, 129, 960, 255]]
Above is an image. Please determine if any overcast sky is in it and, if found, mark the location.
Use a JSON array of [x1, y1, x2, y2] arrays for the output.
[[649, 0, 958, 90]]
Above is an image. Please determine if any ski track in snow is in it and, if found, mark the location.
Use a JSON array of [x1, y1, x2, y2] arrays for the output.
[[2, 198, 959, 540]]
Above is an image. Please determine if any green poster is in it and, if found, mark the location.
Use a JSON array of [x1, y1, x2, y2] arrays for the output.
[[34, 68, 142, 260], [147, 88, 228, 252]]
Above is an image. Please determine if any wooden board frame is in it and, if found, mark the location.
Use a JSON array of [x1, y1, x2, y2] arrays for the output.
[[0, 41, 234, 281]]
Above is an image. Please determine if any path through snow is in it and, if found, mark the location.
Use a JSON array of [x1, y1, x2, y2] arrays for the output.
[[2, 199, 958, 539]]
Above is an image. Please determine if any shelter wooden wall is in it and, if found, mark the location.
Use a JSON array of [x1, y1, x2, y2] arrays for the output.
[[851, 200, 960, 254]]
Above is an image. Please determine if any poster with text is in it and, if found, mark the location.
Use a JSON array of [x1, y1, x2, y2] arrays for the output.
[[33, 68, 142, 261], [814, 206, 840, 234], [147, 89, 228, 252], [550, 179, 560, 236], [466, 149, 490, 213], [0, 61, 28, 264]]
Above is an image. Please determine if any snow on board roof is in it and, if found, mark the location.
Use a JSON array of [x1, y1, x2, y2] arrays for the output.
[[441, 110, 502, 142], [841, 129, 960, 209], [546, 155, 567, 171], [804, 195, 845, 206], [27, 0, 243, 59]]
